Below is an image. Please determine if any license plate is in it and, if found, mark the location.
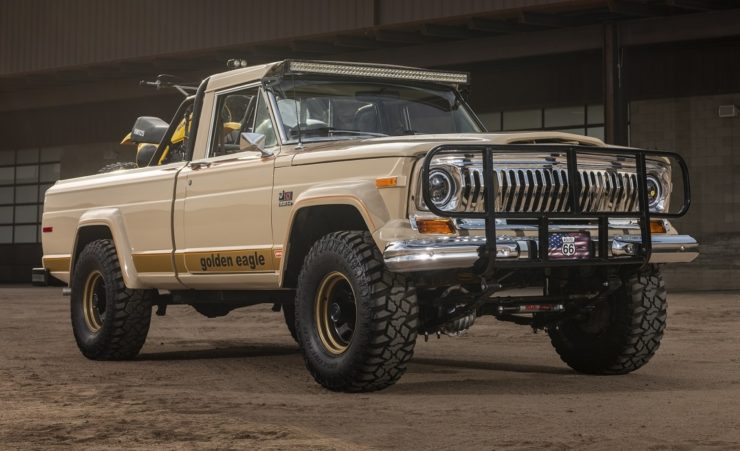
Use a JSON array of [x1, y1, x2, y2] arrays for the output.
[[547, 232, 591, 260]]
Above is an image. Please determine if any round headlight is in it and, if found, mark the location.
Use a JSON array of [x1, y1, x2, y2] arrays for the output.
[[646, 176, 661, 208], [429, 169, 454, 207]]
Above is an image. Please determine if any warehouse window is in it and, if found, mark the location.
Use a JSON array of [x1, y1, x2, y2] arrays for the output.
[[478, 104, 605, 140], [0, 148, 61, 244]]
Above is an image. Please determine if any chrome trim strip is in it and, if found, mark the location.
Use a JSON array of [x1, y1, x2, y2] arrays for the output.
[[455, 218, 671, 232], [383, 236, 530, 272], [612, 235, 699, 263], [383, 234, 698, 272]]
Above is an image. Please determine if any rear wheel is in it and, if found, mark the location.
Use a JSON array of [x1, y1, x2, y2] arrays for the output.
[[295, 231, 418, 392], [71, 239, 152, 360], [548, 265, 667, 374]]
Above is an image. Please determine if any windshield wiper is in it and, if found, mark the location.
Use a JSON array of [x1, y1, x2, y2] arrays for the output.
[[327, 128, 388, 137], [289, 126, 387, 139]]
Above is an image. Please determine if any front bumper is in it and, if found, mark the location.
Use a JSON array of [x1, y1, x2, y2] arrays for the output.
[[383, 234, 698, 272]]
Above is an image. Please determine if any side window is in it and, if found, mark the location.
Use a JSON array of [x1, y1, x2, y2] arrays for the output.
[[253, 91, 278, 148], [209, 86, 259, 158]]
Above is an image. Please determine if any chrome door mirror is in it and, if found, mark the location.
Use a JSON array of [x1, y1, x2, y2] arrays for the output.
[[239, 132, 273, 157]]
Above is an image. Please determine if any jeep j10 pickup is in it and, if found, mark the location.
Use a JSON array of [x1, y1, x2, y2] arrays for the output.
[[38, 60, 697, 392]]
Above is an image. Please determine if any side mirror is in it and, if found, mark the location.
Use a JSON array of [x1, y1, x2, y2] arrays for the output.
[[239, 132, 273, 157]]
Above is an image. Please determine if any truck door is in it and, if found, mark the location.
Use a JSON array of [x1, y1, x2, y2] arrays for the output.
[[173, 84, 281, 289]]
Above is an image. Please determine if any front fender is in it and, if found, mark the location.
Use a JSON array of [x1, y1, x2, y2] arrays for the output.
[[277, 180, 392, 286], [288, 180, 391, 233]]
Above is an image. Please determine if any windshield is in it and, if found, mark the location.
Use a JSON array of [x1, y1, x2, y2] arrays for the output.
[[267, 78, 483, 143]]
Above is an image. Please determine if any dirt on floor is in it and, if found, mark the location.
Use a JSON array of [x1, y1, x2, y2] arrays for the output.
[[0, 286, 739, 450]]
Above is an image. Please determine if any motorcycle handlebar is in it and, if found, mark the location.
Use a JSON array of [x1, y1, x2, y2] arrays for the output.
[[139, 78, 196, 97]]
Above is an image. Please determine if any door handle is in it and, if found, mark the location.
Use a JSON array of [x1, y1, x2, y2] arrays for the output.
[[190, 161, 212, 170]]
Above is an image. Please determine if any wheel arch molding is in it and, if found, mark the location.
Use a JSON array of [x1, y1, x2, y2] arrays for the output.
[[280, 202, 373, 289], [72, 208, 144, 289]]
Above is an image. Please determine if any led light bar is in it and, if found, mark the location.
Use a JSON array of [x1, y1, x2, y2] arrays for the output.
[[287, 60, 470, 85]]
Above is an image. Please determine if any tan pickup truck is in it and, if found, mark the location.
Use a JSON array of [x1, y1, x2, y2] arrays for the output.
[[39, 60, 697, 392]]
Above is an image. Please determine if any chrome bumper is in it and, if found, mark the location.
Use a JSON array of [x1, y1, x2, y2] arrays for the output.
[[383, 234, 698, 272]]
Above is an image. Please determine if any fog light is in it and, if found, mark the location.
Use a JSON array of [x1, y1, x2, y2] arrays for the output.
[[612, 238, 640, 257]]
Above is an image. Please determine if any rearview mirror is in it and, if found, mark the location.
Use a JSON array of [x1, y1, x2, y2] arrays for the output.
[[239, 132, 273, 157]]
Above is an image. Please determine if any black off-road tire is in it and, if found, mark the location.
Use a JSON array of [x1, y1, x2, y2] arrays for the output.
[[295, 231, 419, 392], [98, 162, 138, 174], [71, 239, 153, 360], [282, 302, 299, 343], [548, 265, 667, 374]]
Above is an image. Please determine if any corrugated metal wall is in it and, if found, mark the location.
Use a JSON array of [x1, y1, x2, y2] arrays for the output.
[[0, 0, 374, 75], [0, 0, 572, 76]]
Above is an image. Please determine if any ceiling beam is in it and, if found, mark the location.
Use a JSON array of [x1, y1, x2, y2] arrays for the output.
[[607, 0, 670, 17], [621, 7, 740, 45], [374, 29, 426, 44], [467, 17, 543, 33], [420, 24, 472, 40], [665, 0, 728, 10], [518, 11, 582, 28]]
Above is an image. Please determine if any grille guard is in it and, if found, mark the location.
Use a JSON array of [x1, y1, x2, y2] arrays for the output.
[[420, 144, 692, 275]]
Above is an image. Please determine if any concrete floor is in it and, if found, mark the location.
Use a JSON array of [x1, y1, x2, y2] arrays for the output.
[[1, 286, 739, 450]]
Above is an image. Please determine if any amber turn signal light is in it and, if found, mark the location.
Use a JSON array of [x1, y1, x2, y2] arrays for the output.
[[375, 177, 398, 188], [416, 218, 455, 235], [650, 219, 667, 234]]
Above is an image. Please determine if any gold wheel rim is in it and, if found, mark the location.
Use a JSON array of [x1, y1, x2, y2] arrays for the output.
[[314, 271, 357, 356], [82, 271, 105, 333]]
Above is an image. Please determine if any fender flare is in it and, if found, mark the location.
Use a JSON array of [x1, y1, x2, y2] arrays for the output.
[[73, 208, 144, 289], [278, 180, 391, 285]]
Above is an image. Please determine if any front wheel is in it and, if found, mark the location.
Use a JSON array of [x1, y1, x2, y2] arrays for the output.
[[71, 239, 153, 360], [282, 301, 298, 343], [295, 231, 419, 392], [548, 265, 667, 374]]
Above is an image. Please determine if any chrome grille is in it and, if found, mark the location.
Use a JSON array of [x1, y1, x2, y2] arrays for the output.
[[459, 167, 639, 213]]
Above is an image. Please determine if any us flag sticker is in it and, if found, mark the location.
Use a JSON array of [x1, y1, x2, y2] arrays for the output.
[[548, 232, 591, 260]]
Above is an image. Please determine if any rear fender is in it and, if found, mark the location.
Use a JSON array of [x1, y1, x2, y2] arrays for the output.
[[74, 208, 143, 289]]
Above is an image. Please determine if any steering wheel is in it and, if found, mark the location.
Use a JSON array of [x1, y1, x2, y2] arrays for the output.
[[220, 105, 233, 123]]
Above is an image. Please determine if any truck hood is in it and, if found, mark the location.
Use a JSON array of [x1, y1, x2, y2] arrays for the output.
[[289, 132, 606, 165]]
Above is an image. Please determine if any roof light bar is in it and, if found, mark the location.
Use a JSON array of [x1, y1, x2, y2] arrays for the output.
[[287, 60, 469, 85]]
